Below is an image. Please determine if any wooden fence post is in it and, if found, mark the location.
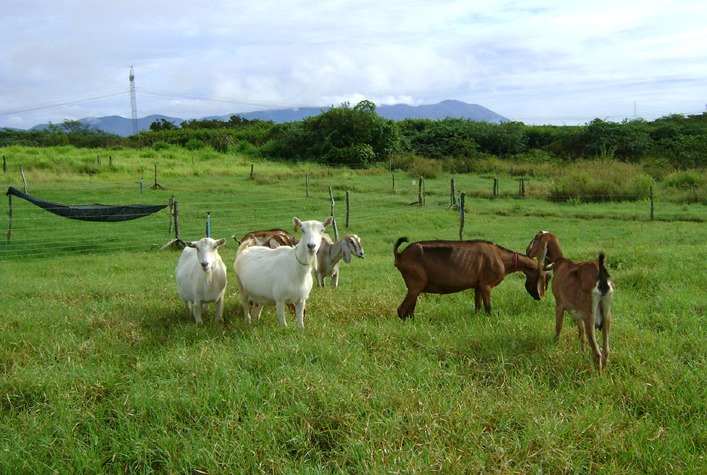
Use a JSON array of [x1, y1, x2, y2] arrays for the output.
[[20, 166, 27, 193], [150, 164, 164, 189], [306, 174, 310, 197], [391, 172, 395, 191], [173, 201, 180, 241], [493, 177, 498, 198], [458, 192, 466, 240], [418, 176, 424, 206], [3, 155, 6, 173], [250, 163, 254, 179], [329, 186, 339, 240], [168, 196, 174, 233], [450, 178, 456, 208]]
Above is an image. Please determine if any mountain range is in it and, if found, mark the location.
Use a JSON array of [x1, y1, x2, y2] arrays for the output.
[[29, 100, 508, 137]]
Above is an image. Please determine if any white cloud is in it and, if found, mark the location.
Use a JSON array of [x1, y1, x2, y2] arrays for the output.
[[1, 0, 706, 128]]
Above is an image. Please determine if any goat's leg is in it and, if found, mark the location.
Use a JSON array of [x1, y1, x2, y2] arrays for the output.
[[250, 303, 263, 323], [331, 270, 340, 288], [183, 300, 192, 318], [215, 296, 224, 324], [276, 301, 287, 327], [474, 288, 483, 312], [193, 299, 204, 325], [294, 301, 306, 329], [480, 285, 493, 314], [397, 289, 420, 319], [583, 315, 603, 370], [239, 292, 252, 324], [554, 302, 565, 340]]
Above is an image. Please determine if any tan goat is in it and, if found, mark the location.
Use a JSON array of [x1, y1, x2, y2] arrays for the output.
[[394, 238, 549, 318], [233, 228, 299, 249], [526, 231, 615, 370]]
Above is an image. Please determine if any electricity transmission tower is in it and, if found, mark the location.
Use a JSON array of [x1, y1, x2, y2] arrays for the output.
[[129, 66, 138, 135]]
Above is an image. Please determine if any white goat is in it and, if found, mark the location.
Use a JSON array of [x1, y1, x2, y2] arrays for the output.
[[314, 233, 365, 287], [175, 237, 227, 324], [234, 216, 333, 328]]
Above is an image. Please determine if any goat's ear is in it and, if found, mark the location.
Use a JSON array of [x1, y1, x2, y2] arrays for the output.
[[268, 238, 279, 249], [216, 238, 226, 247], [343, 245, 352, 263], [185, 241, 197, 248], [293, 217, 302, 232], [323, 216, 334, 227]]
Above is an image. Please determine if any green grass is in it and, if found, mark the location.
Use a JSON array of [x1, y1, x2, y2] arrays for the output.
[[1, 146, 706, 473]]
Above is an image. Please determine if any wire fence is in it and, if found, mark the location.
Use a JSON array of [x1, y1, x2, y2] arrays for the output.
[[1, 174, 702, 260]]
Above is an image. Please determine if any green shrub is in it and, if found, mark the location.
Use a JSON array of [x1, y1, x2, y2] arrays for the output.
[[663, 170, 704, 190], [185, 139, 204, 151]]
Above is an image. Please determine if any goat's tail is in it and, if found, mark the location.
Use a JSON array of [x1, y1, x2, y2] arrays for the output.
[[393, 237, 409, 258], [597, 252, 611, 296]]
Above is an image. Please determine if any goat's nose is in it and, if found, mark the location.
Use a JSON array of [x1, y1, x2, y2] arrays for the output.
[[307, 243, 316, 251]]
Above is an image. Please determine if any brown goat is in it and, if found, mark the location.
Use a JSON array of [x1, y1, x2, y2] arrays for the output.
[[526, 231, 615, 370], [233, 228, 300, 249], [393, 238, 549, 318]]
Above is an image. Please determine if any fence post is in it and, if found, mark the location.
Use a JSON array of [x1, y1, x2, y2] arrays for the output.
[[519, 177, 525, 197], [20, 166, 27, 193], [345, 190, 350, 228], [650, 186, 654, 221], [3, 155, 6, 173], [493, 177, 498, 198], [450, 178, 456, 208], [173, 201, 180, 241], [329, 186, 339, 240], [391, 172, 395, 191], [97, 155, 101, 166], [458, 192, 466, 240], [418, 176, 424, 206], [250, 163, 254, 179], [168, 196, 174, 233], [205, 212, 211, 238], [306, 174, 310, 197], [109, 155, 113, 168]]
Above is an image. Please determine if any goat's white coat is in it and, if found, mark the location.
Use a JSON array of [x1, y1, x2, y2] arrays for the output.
[[234, 217, 333, 328], [314, 233, 364, 287], [175, 237, 227, 324]]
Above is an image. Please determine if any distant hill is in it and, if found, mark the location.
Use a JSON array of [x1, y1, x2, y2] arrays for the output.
[[28, 100, 508, 137], [30, 114, 184, 137]]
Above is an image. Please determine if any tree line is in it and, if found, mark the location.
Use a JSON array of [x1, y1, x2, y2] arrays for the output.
[[2, 100, 705, 168]]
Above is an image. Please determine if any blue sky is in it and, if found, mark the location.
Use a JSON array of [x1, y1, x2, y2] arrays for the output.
[[1, 0, 705, 129]]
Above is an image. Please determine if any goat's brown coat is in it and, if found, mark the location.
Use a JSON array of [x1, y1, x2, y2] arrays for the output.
[[526, 231, 614, 370], [234, 228, 299, 249], [393, 238, 549, 318]]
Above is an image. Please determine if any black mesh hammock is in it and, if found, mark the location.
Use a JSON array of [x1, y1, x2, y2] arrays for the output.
[[6, 186, 167, 222]]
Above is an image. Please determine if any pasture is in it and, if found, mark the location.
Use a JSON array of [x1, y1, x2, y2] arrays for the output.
[[1, 147, 705, 473]]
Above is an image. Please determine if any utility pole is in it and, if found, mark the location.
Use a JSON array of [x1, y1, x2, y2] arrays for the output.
[[129, 66, 138, 135]]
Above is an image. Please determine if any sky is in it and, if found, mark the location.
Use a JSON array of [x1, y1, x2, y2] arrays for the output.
[[1, 0, 706, 129]]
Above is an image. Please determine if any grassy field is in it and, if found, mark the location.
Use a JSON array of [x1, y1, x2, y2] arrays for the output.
[[1, 146, 705, 473]]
